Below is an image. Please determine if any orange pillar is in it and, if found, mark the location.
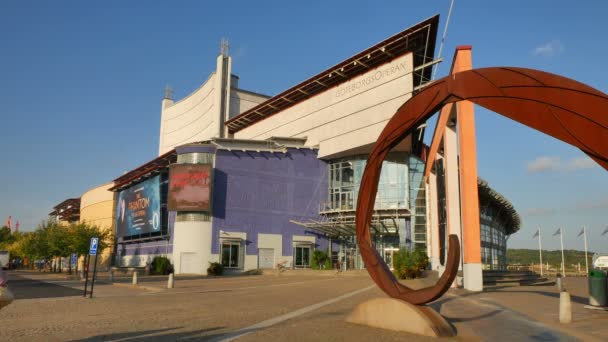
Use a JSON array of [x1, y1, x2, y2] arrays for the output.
[[453, 47, 483, 291]]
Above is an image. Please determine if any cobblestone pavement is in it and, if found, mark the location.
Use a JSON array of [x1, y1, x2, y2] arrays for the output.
[[450, 276, 607, 342], [0, 271, 604, 341]]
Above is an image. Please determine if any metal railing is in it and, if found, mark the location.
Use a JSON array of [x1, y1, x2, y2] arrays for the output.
[[319, 196, 410, 213]]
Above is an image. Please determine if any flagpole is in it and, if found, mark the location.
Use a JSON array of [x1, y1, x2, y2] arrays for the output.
[[559, 227, 566, 277], [583, 226, 589, 275], [538, 227, 543, 276]]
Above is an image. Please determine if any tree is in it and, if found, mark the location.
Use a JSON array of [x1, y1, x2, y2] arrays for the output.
[[69, 221, 111, 274], [6, 220, 112, 273], [0, 226, 15, 249], [46, 222, 71, 272], [4, 231, 24, 257], [24, 227, 51, 270]]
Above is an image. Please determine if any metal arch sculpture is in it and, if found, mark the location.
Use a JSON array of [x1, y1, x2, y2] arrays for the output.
[[356, 67, 608, 305]]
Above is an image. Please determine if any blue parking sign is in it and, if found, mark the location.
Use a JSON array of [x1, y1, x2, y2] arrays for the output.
[[89, 237, 99, 255], [71, 253, 77, 265]]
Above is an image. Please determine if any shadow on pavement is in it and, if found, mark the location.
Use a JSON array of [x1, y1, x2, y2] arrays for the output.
[[9, 275, 83, 299], [483, 288, 589, 305], [69, 326, 225, 342], [442, 309, 503, 323]]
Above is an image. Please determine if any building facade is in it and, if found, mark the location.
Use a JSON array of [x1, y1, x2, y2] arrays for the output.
[[105, 15, 520, 283]]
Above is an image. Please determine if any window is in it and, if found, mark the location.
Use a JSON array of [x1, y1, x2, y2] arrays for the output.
[[294, 245, 311, 267], [221, 240, 241, 268]]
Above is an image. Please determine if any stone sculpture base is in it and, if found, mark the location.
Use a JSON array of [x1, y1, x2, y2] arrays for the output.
[[0, 286, 14, 310], [346, 297, 455, 338]]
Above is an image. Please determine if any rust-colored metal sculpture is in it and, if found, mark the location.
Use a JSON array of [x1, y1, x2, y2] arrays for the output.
[[357, 67, 608, 305]]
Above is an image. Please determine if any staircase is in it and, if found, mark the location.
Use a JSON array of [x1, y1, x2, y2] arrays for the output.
[[483, 270, 555, 287]]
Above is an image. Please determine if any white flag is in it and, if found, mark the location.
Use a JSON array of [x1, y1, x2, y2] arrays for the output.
[[553, 228, 561, 236], [533, 229, 539, 238], [602, 226, 608, 236], [577, 227, 585, 237]]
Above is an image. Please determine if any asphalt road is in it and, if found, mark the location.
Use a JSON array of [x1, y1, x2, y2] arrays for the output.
[[9, 273, 84, 299]]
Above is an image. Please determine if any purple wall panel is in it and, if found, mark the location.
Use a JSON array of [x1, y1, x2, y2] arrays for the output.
[[118, 242, 173, 257], [212, 148, 328, 256]]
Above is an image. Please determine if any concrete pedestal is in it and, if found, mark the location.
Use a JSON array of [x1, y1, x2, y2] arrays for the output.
[[464, 263, 483, 292], [346, 297, 455, 337]]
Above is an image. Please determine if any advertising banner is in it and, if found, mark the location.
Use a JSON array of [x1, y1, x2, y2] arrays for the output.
[[168, 164, 212, 212], [115, 175, 161, 237]]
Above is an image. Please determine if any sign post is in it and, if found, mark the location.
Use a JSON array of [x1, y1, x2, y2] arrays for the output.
[[82, 254, 90, 297], [88, 237, 99, 299]]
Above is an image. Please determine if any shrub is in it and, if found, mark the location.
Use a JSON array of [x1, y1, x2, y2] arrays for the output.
[[150, 256, 172, 275], [311, 250, 329, 270], [393, 248, 429, 279], [207, 262, 224, 276]]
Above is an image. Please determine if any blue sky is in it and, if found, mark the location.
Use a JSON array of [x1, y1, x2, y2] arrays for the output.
[[1, 1, 606, 253]]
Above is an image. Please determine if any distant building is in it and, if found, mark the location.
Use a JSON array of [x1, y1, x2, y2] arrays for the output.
[[49, 198, 81, 224], [79, 182, 115, 270]]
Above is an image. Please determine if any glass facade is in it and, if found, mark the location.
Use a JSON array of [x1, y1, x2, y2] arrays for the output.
[[324, 153, 428, 257], [321, 152, 518, 271], [409, 157, 427, 250], [433, 161, 515, 270], [326, 152, 410, 212], [480, 206, 508, 270], [435, 159, 448, 265]]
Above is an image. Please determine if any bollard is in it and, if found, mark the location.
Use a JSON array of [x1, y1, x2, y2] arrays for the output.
[[132, 271, 138, 285], [559, 291, 572, 323], [556, 274, 563, 292], [108, 270, 113, 282], [167, 273, 174, 289]]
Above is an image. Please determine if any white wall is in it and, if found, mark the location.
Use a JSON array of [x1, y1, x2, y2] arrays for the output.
[[159, 54, 270, 154], [159, 73, 218, 155], [293, 235, 315, 244], [234, 53, 414, 159], [428, 172, 441, 272], [229, 89, 270, 120], [444, 126, 463, 271], [172, 221, 213, 275], [258, 233, 282, 268]]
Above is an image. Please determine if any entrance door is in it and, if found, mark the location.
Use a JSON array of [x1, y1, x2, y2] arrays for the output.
[[258, 248, 275, 269], [294, 246, 311, 268]]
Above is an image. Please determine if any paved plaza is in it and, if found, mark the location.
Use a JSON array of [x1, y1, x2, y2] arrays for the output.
[[0, 270, 606, 341]]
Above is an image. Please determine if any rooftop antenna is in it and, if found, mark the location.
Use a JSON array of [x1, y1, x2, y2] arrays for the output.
[[432, 0, 456, 80], [163, 84, 173, 100], [220, 37, 230, 57]]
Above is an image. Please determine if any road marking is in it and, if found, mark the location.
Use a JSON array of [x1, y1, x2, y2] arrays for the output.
[[208, 284, 376, 342], [141, 277, 347, 296]]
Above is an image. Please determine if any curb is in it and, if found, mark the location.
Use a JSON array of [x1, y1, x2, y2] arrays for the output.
[[110, 282, 165, 292]]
